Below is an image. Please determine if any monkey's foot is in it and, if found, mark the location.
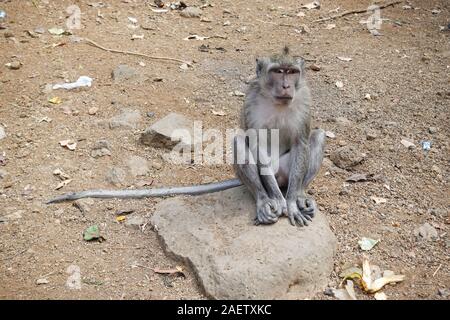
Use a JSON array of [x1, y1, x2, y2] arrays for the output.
[[254, 198, 281, 225], [297, 197, 316, 219], [287, 198, 315, 227], [272, 197, 287, 217]]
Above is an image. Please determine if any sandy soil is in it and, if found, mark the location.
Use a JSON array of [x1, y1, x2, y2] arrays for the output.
[[0, 0, 448, 300]]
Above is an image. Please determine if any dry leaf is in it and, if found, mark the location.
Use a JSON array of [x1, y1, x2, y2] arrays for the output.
[[301, 1, 321, 10], [345, 280, 358, 300], [401, 139, 415, 149], [331, 281, 357, 300], [212, 110, 227, 116], [59, 140, 77, 151], [339, 266, 363, 281], [370, 196, 387, 204], [358, 237, 380, 251], [374, 292, 387, 300], [361, 259, 405, 293], [55, 179, 72, 190], [116, 215, 126, 222], [335, 81, 344, 88], [183, 34, 209, 41], [153, 266, 185, 278], [337, 56, 352, 62], [48, 97, 62, 104], [151, 8, 168, 13], [131, 34, 144, 40], [53, 168, 70, 180]]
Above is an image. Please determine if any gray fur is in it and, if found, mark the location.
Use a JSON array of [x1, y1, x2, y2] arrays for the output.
[[234, 47, 325, 226]]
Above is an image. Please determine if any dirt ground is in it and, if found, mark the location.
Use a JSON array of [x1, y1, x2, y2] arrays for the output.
[[0, 0, 448, 300]]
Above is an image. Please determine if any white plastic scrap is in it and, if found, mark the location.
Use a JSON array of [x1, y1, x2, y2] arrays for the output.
[[53, 76, 93, 90]]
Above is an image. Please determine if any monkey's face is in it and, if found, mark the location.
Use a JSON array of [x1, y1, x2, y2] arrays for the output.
[[266, 66, 301, 105]]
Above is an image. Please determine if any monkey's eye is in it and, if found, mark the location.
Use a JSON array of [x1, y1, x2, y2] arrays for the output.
[[286, 69, 300, 74], [274, 69, 284, 74]]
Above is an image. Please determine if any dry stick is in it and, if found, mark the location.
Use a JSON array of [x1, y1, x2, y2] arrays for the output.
[[84, 38, 193, 67], [314, 0, 402, 23], [432, 264, 442, 277]]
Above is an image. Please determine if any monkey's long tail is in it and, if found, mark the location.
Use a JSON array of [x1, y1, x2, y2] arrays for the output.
[[46, 179, 242, 204]]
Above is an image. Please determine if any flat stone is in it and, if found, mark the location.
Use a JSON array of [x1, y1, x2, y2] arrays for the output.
[[105, 167, 126, 186], [180, 7, 202, 18], [330, 146, 365, 169], [109, 108, 141, 129], [112, 64, 137, 82], [0, 125, 6, 140], [414, 222, 438, 241], [125, 215, 146, 230], [140, 112, 199, 149], [90, 139, 112, 158], [151, 186, 337, 299], [126, 156, 149, 177]]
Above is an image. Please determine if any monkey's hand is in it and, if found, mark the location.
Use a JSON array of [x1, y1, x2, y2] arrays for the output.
[[286, 197, 315, 227], [254, 197, 282, 225]]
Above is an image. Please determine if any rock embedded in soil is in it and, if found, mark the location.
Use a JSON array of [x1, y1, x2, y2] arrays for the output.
[[109, 108, 141, 129], [90, 139, 112, 158], [140, 112, 199, 149], [414, 223, 438, 241], [126, 156, 149, 177], [180, 7, 202, 18], [0, 125, 6, 140], [112, 64, 137, 82], [330, 145, 365, 169], [105, 167, 126, 186], [125, 215, 146, 230], [151, 186, 337, 299]]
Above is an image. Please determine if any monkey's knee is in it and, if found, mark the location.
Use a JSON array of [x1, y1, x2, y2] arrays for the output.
[[310, 128, 326, 148]]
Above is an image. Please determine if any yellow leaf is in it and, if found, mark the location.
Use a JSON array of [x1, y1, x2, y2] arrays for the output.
[[48, 97, 62, 104], [116, 216, 126, 222], [361, 259, 405, 293]]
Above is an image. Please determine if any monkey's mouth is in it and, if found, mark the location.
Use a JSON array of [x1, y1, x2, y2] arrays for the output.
[[275, 96, 293, 101]]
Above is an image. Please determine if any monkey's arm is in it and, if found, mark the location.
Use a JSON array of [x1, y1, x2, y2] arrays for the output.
[[46, 179, 242, 204]]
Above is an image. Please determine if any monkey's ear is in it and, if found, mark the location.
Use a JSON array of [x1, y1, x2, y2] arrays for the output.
[[256, 57, 269, 77], [256, 58, 263, 77], [296, 58, 306, 73]]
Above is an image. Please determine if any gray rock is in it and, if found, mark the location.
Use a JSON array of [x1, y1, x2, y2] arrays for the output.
[[414, 222, 438, 241], [90, 139, 112, 158], [126, 156, 149, 177], [438, 288, 449, 298], [0, 125, 6, 140], [151, 186, 337, 299], [180, 7, 202, 18], [112, 64, 137, 82], [105, 167, 126, 186], [34, 27, 46, 34], [109, 108, 141, 129], [330, 146, 365, 169], [125, 215, 146, 230], [428, 127, 438, 134], [0, 168, 7, 179], [140, 112, 198, 149]]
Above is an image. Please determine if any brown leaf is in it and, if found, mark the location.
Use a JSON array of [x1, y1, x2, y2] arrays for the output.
[[153, 266, 185, 278]]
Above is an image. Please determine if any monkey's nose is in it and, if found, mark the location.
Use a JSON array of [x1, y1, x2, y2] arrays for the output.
[[282, 84, 290, 89]]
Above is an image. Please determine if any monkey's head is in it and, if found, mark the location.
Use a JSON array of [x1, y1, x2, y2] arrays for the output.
[[256, 46, 306, 106]]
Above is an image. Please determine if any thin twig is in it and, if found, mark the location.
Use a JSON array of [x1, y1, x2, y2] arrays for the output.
[[432, 264, 442, 277], [314, 0, 402, 23], [84, 38, 193, 67]]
